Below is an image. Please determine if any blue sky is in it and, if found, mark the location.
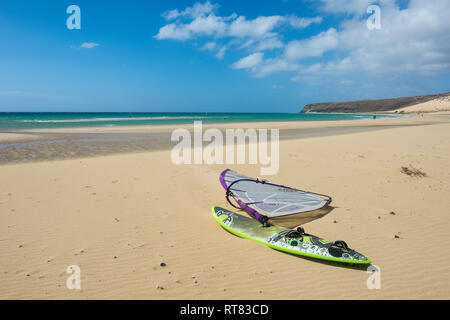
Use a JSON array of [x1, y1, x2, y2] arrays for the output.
[[0, 0, 449, 112]]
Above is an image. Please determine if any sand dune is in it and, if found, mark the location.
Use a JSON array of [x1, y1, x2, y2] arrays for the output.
[[394, 95, 450, 114], [0, 117, 449, 299]]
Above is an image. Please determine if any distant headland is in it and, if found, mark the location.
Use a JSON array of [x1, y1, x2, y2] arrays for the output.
[[301, 92, 450, 114]]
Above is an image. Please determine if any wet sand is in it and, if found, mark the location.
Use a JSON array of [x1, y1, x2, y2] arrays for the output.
[[0, 115, 443, 165]]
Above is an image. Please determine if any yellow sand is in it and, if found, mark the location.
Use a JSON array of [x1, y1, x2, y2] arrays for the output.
[[1, 117, 449, 299]]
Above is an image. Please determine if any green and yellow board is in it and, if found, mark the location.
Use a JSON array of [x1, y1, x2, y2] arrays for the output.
[[212, 206, 371, 264]]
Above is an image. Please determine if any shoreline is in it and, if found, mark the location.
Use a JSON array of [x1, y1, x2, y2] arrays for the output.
[[0, 112, 403, 133], [0, 115, 445, 165]]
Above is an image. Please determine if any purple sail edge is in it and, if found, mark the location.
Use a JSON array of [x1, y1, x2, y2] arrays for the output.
[[219, 168, 265, 222]]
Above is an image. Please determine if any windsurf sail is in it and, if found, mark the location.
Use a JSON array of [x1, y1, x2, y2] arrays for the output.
[[219, 169, 332, 224]]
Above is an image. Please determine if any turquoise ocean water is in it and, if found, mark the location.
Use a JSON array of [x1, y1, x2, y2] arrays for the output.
[[0, 112, 399, 130]]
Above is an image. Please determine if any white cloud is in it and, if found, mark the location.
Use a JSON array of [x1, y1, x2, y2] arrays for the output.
[[156, 0, 450, 83], [254, 37, 284, 51], [288, 15, 323, 28], [231, 52, 264, 69], [79, 42, 99, 49], [155, 1, 322, 57], [284, 28, 339, 60], [253, 58, 300, 77], [215, 46, 227, 59], [155, 14, 227, 40], [247, 0, 450, 79], [200, 41, 228, 59], [162, 1, 218, 20], [201, 41, 216, 50], [155, 14, 285, 41], [155, 23, 191, 40], [227, 15, 285, 38]]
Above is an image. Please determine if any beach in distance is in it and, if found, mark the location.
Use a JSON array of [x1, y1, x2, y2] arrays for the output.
[[1, 113, 449, 299]]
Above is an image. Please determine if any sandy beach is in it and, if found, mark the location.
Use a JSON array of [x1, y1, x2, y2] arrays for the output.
[[1, 115, 450, 299]]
